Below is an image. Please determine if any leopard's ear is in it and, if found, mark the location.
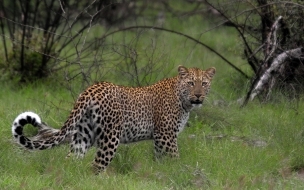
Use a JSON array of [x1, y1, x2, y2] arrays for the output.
[[205, 67, 216, 78], [178, 65, 189, 78]]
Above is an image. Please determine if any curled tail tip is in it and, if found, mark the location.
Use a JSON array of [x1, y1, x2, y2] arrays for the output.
[[12, 111, 42, 137]]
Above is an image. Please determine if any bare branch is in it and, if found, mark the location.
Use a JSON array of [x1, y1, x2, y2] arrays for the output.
[[249, 47, 303, 101], [264, 16, 282, 63], [205, 0, 259, 72]]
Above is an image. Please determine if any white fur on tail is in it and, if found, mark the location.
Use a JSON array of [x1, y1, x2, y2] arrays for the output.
[[12, 111, 41, 137]]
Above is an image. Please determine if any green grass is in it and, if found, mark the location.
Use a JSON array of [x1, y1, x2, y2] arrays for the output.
[[2, 79, 304, 189]]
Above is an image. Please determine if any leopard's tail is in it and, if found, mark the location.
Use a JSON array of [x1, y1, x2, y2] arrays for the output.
[[12, 112, 69, 150]]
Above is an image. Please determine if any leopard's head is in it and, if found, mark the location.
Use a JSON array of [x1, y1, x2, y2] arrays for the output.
[[178, 65, 216, 109]]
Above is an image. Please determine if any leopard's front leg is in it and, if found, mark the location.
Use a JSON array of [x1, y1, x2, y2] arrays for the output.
[[153, 129, 179, 159]]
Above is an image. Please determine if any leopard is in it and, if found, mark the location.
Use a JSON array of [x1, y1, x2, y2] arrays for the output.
[[12, 65, 216, 173]]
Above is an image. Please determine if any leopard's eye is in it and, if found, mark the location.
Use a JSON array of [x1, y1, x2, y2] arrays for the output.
[[202, 82, 208, 86], [188, 82, 194, 86]]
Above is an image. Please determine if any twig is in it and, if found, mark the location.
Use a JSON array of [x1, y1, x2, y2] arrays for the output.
[[58, 0, 66, 14]]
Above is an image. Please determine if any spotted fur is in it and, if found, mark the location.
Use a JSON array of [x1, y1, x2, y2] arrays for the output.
[[12, 65, 216, 173]]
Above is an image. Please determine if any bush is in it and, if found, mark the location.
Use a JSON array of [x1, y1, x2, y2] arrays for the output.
[[0, 32, 52, 82]]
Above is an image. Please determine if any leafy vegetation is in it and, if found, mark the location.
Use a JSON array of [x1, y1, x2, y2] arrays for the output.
[[1, 1, 304, 189]]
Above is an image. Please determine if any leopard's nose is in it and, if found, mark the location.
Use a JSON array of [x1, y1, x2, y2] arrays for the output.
[[194, 94, 201, 98]]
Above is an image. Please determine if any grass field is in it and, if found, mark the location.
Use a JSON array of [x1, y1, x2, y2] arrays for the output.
[[2, 79, 304, 189], [1, 5, 304, 190]]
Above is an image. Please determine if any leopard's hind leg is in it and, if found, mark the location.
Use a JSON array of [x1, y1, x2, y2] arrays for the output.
[[92, 113, 123, 173], [66, 113, 95, 158]]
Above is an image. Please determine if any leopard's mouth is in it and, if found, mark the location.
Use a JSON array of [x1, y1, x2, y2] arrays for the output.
[[191, 100, 203, 104]]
